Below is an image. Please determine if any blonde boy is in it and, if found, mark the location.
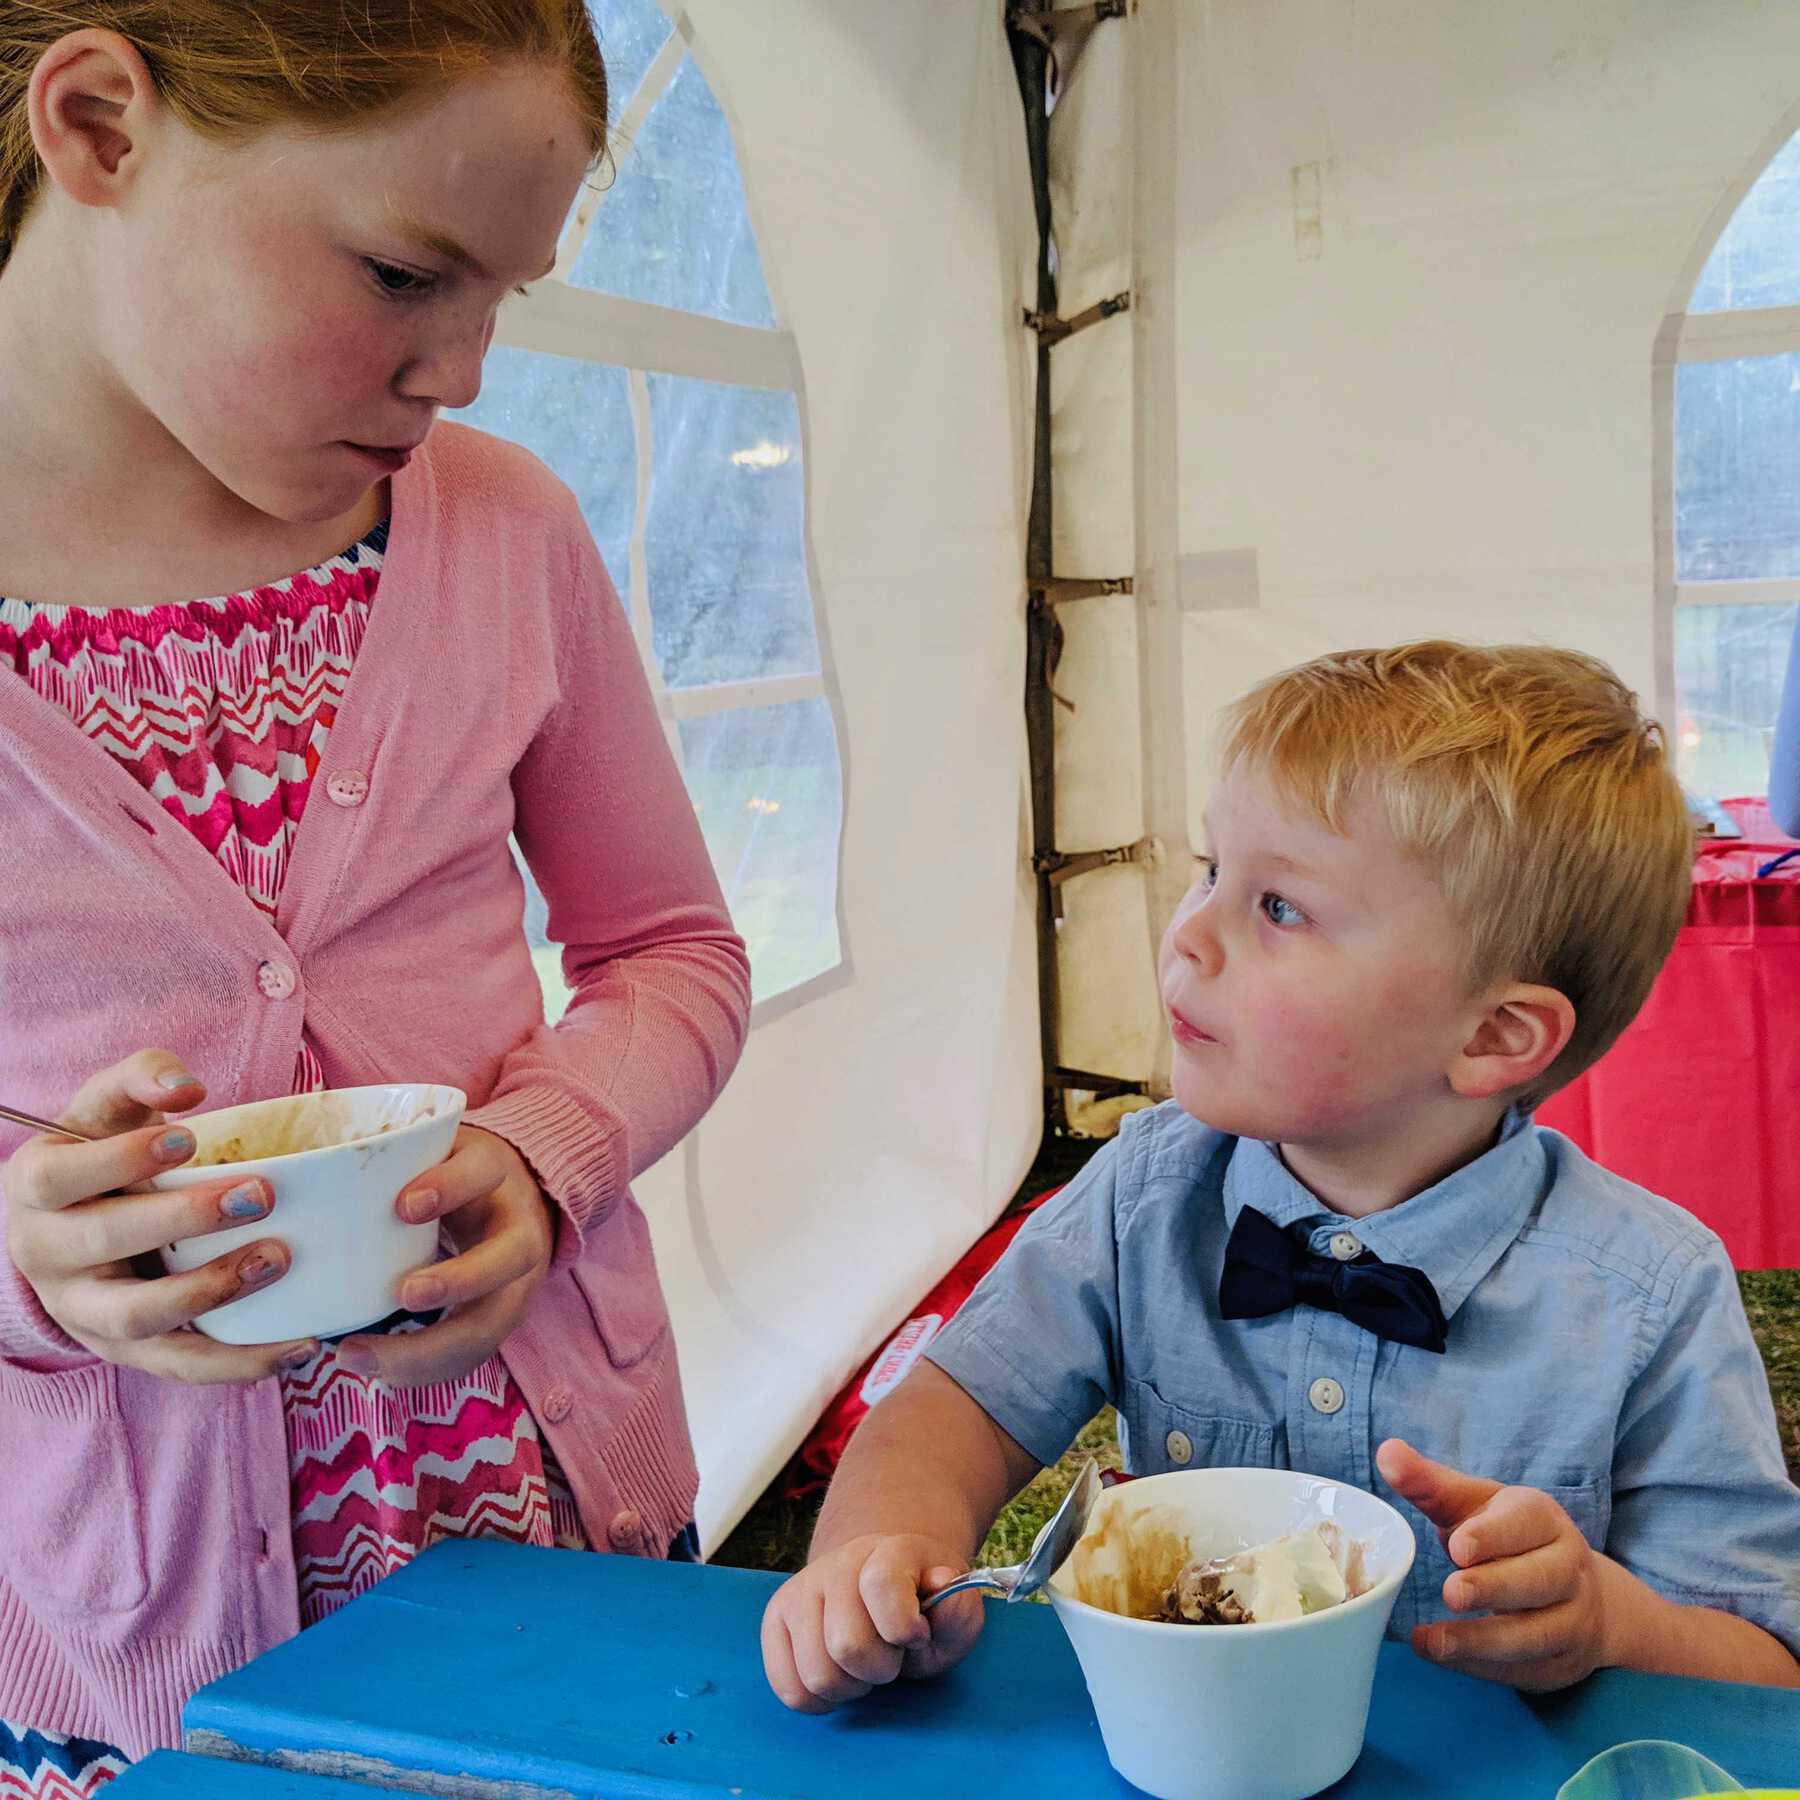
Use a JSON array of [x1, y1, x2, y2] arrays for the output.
[[764, 642, 1800, 1708]]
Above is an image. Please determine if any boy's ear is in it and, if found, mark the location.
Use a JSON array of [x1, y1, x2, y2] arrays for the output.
[[1449, 983, 1576, 1102], [29, 30, 161, 212]]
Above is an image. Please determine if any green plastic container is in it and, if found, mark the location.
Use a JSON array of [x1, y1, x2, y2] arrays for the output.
[[1556, 1740, 1744, 1800]]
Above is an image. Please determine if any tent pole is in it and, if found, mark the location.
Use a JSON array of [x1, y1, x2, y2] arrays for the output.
[[1010, 8, 1066, 1137], [1010, 2, 1148, 1144]]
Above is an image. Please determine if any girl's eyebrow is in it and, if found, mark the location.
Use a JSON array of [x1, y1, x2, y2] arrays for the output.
[[388, 211, 556, 284]]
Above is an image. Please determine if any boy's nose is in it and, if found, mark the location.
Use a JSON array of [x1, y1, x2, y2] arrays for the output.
[[1167, 902, 1224, 977]]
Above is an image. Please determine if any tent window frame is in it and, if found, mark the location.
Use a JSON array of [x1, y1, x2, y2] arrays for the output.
[[468, 4, 847, 1018], [1657, 122, 1800, 794]]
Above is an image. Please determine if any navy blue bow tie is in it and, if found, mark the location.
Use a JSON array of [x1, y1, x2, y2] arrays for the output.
[[1218, 1205, 1448, 1353]]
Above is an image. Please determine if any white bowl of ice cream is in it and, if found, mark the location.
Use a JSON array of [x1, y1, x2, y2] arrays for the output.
[[1047, 1466, 1416, 1800], [149, 1083, 465, 1346]]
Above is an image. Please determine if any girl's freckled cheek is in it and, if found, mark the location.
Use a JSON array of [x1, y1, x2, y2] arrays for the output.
[[239, 328, 389, 418], [213, 345, 286, 398]]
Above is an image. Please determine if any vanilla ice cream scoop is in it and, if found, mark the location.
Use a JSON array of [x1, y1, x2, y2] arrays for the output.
[[1158, 1523, 1351, 1626]]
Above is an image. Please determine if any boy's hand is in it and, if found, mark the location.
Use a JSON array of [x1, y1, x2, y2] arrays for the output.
[[761, 1533, 987, 1712], [1377, 1438, 1608, 1691]]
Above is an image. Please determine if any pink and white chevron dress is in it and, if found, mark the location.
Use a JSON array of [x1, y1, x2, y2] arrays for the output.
[[0, 523, 585, 1795]]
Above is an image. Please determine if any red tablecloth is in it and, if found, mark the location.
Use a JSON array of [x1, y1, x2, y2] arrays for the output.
[[1537, 799, 1800, 1269]]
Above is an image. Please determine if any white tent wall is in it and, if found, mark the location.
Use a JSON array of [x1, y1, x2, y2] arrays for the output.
[[632, 2, 1041, 1548], [585, 0, 1800, 1548], [1167, 0, 1800, 832]]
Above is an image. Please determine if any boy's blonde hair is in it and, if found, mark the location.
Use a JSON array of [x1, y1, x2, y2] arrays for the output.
[[1222, 641, 1692, 1105], [0, 2, 609, 270]]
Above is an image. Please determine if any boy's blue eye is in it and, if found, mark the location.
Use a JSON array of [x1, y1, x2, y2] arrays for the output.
[[365, 257, 435, 298], [1197, 856, 1219, 890], [1261, 892, 1307, 928]]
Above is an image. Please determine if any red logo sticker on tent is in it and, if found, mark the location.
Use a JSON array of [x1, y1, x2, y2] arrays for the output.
[[859, 1314, 944, 1407]]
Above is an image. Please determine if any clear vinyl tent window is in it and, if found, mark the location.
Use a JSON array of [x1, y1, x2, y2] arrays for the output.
[[1669, 128, 1800, 799], [454, 0, 844, 1017]]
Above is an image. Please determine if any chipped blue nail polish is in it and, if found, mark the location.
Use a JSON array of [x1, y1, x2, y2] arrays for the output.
[[222, 1183, 270, 1220]]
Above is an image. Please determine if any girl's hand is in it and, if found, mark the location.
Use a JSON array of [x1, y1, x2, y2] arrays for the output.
[[334, 1127, 555, 1387], [1378, 1438, 1609, 1691], [2, 1051, 315, 1382]]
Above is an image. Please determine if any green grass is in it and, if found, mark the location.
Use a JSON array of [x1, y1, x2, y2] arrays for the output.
[[711, 1481, 818, 1578], [1741, 1269, 1800, 1477], [969, 1410, 1123, 1570], [713, 1274, 1800, 1576]]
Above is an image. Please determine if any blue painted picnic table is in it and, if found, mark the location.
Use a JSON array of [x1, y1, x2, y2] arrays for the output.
[[107, 1750, 413, 1797], [183, 1539, 1800, 1798]]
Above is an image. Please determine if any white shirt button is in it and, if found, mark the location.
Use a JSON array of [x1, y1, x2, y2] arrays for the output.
[[1329, 1232, 1362, 1261], [1308, 1376, 1346, 1415], [325, 770, 369, 808], [256, 960, 297, 1000], [1165, 1429, 1194, 1465]]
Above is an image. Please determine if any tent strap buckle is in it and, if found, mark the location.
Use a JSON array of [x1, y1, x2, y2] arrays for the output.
[[1023, 290, 1133, 346]]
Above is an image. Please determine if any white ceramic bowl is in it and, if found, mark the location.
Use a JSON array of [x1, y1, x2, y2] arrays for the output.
[[1047, 1467, 1416, 1800], [151, 1083, 465, 1345]]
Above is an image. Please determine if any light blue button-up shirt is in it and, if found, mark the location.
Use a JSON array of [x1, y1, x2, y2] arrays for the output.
[[928, 1102, 1800, 1647]]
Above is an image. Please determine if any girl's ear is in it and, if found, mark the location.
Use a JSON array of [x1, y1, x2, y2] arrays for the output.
[[1448, 982, 1576, 1102], [29, 30, 163, 212]]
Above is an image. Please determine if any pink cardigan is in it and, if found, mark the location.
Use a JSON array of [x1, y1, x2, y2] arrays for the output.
[[0, 424, 752, 1756]]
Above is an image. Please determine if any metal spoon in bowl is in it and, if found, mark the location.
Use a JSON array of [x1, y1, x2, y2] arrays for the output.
[[0, 1103, 96, 1143], [922, 1457, 1102, 1609]]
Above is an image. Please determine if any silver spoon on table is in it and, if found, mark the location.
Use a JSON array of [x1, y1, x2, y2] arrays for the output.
[[922, 1457, 1102, 1609], [0, 1103, 96, 1143]]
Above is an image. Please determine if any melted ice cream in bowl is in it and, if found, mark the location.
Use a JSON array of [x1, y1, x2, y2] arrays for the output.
[[1046, 1466, 1416, 1800], [149, 1083, 465, 1346]]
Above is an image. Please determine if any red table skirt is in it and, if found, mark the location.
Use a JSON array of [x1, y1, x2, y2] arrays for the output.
[[1537, 800, 1800, 1270]]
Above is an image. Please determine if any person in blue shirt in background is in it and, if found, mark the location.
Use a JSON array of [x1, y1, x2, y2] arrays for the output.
[[762, 640, 1800, 1712], [1772, 611, 1800, 837]]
